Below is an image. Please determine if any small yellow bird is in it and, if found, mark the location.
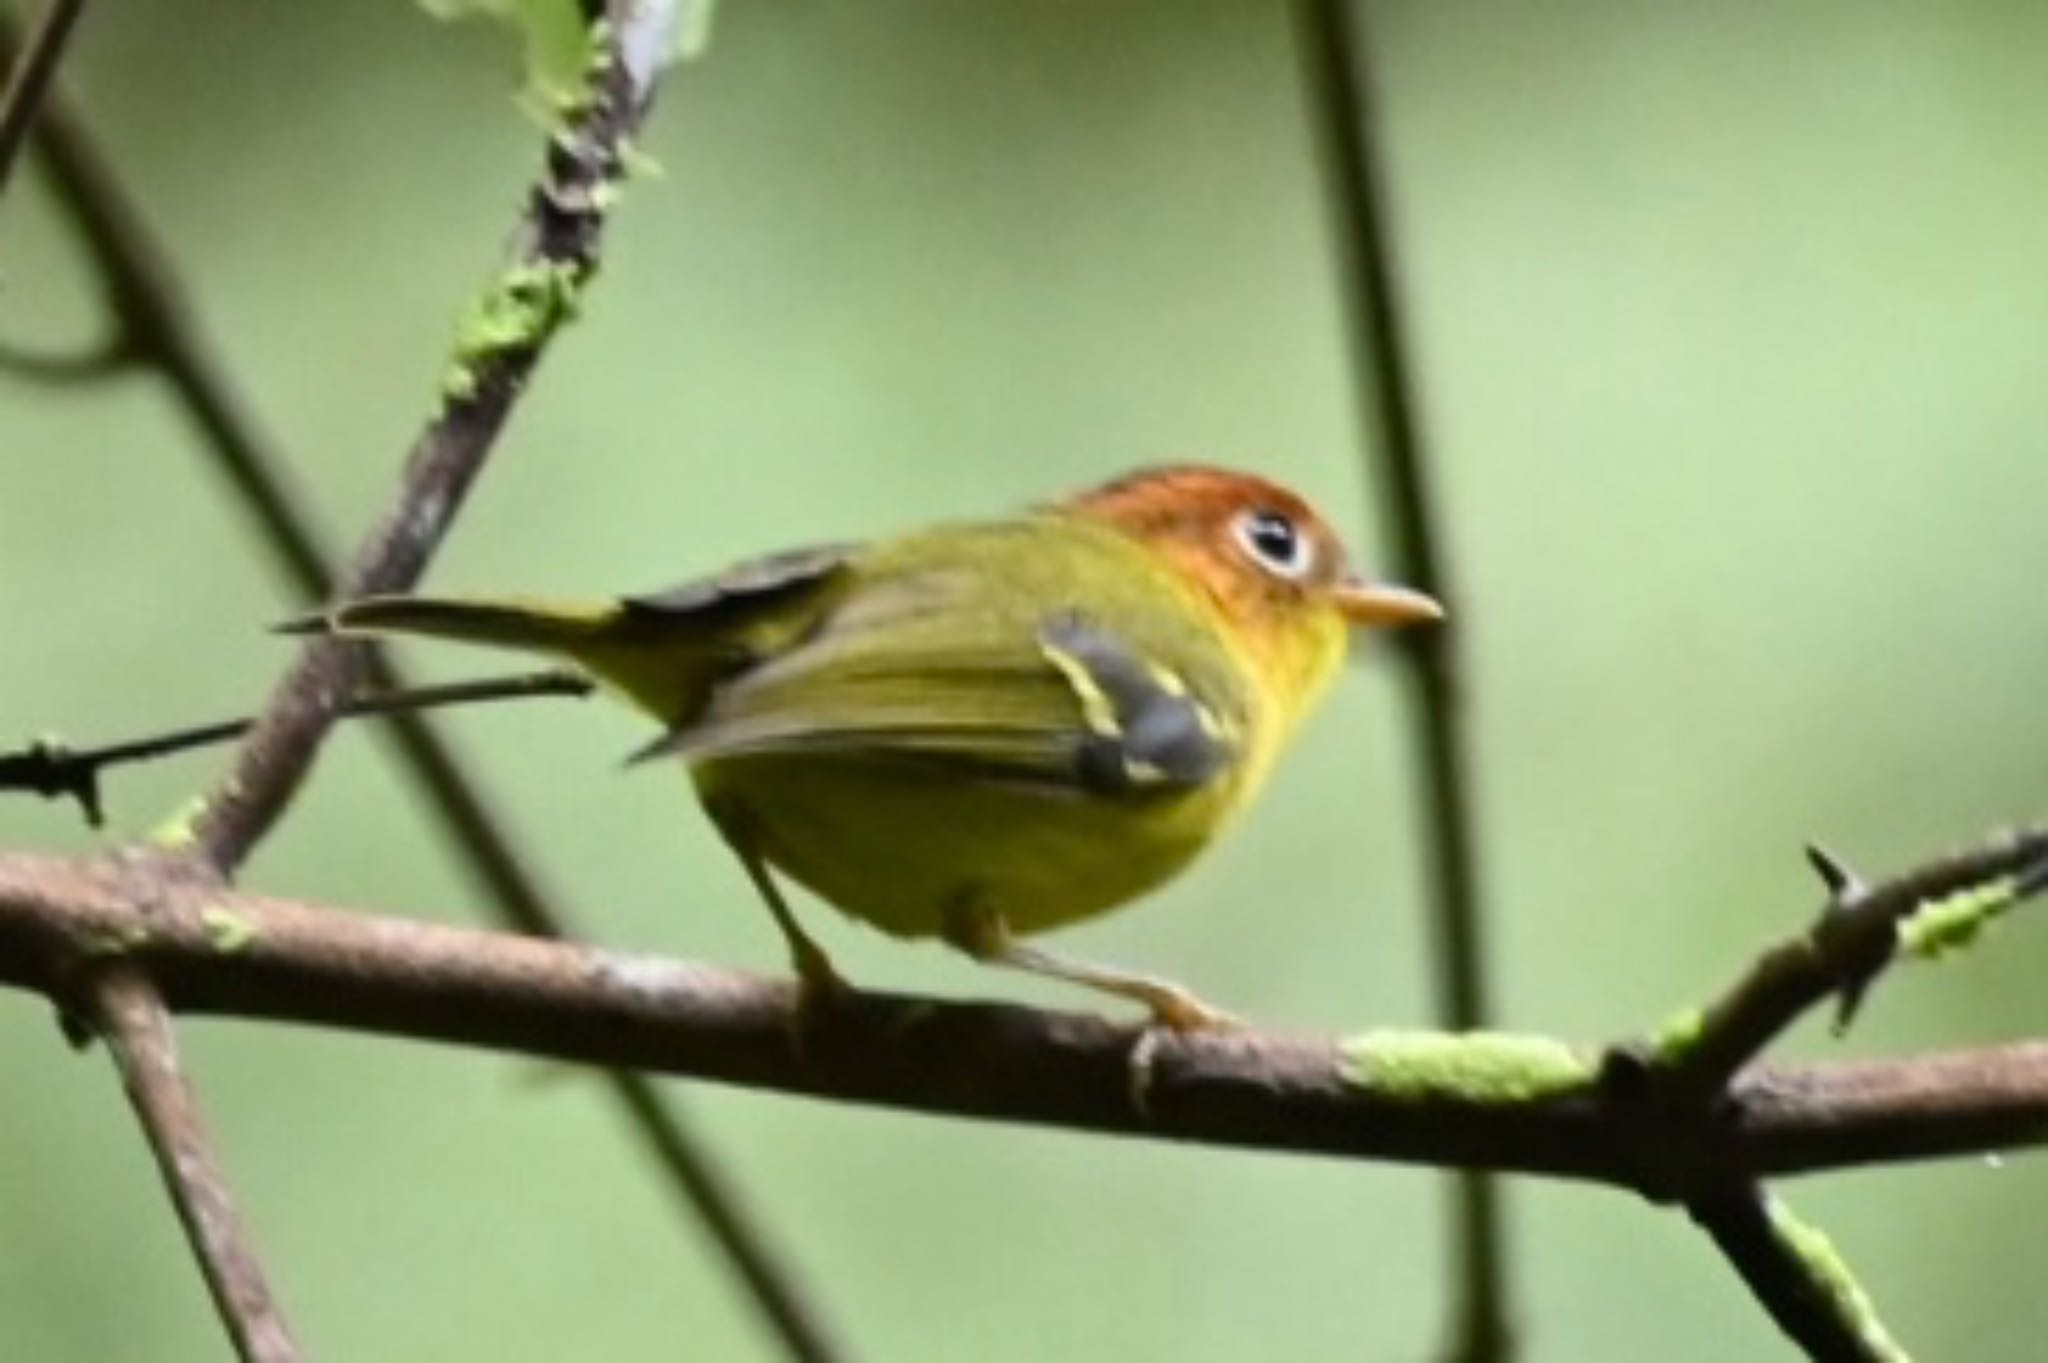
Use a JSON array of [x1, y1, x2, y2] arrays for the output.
[[298, 465, 1440, 1028]]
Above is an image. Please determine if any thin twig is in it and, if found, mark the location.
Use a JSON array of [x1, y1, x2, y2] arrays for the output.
[[18, 90, 338, 589], [9, 16, 848, 1360], [609, 1075, 847, 1363], [1290, 3, 1505, 1358], [92, 968, 303, 1363], [2, 831, 2045, 1186], [0, 332, 130, 383], [0, 0, 87, 196], [188, 0, 678, 873], [1689, 1184, 1906, 1362], [1651, 828, 2048, 1100], [0, 669, 592, 827]]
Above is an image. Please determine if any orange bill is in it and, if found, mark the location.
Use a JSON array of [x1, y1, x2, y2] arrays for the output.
[[1332, 579, 1444, 626]]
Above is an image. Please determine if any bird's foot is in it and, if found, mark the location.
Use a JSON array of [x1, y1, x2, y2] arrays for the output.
[[1140, 984, 1244, 1034], [782, 948, 860, 1055]]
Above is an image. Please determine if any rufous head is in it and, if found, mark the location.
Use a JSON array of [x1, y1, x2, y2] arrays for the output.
[[1064, 464, 1442, 630], [1060, 464, 1440, 723]]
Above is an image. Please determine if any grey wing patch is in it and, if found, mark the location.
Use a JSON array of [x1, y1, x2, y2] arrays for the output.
[[1037, 612, 1235, 795], [623, 543, 853, 621]]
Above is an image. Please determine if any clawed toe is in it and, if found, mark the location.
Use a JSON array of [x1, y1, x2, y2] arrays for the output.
[[1147, 989, 1244, 1033]]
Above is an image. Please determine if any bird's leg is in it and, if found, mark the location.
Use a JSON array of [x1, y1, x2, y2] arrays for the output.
[[707, 802, 845, 1000], [737, 849, 844, 998], [941, 901, 1240, 1032]]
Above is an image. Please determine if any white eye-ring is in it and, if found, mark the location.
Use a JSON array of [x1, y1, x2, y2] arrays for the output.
[[1231, 507, 1316, 581]]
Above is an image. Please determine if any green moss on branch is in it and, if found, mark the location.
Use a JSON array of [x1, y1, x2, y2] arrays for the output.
[[1340, 1030, 1595, 1105]]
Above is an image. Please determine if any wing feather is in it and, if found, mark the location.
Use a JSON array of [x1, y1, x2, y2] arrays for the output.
[[640, 556, 1242, 798]]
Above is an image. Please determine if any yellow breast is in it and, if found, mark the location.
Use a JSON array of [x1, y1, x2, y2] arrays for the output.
[[692, 753, 1243, 939]]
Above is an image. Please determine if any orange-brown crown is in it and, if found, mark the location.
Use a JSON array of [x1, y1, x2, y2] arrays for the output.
[[1068, 465, 1339, 577], [1062, 464, 1439, 628]]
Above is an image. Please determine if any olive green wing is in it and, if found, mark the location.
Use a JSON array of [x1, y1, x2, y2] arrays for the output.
[[634, 570, 1245, 799]]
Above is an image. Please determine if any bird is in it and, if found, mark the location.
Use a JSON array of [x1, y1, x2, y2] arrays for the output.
[[288, 465, 1441, 1029]]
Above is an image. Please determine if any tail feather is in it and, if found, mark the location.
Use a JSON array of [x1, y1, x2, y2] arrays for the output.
[[303, 595, 624, 653], [281, 593, 718, 721]]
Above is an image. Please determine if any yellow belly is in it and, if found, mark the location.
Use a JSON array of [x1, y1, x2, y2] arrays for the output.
[[691, 754, 1241, 939]]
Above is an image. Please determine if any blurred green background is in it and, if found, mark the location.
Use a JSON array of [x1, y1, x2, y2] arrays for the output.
[[4, 1, 2045, 1358]]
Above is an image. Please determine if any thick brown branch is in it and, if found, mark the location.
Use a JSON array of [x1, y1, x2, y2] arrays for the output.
[[1732, 1042, 2048, 1174], [3, 848, 2045, 1188], [92, 968, 303, 1363], [189, 0, 677, 873]]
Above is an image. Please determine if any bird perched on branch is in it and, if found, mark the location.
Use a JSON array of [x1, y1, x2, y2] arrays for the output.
[[289, 465, 1440, 1028]]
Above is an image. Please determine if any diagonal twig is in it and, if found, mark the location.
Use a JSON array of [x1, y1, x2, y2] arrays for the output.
[[1649, 828, 2048, 1101], [1290, 3, 1506, 1358], [7, 13, 850, 1360], [186, 0, 678, 874], [8, 84, 327, 574], [607, 1074, 846, 1362], [92, 967, 304, 1363], [0, 669, 591, 827], [1689, 1184, 1905, 1363], [0, 0, 87, 196]]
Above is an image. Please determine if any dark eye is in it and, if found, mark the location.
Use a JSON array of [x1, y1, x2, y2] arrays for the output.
[[1231, 507, 1315, 580]]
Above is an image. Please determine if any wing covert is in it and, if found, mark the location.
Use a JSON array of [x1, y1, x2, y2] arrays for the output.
[[1036, 613, 1234, 794]]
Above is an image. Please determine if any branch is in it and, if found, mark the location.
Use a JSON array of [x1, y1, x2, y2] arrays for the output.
[[188, 0, 679, 873], [1290, 3, 1504, 1357], [1598, 829, 2048, 1357], [0, 331, 130, 383], [92, 968, 303, 1363], [2, 834, 2045, 1187], [16, 87, 334, 581], [15, 15, 848, 1358], [0, 669, 591, 827], [0, 0, 87, 195], [1649, 828, 2048, 1100], [606, 1074, 847, 1363], [1689, 1184, 1905, 1362]]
